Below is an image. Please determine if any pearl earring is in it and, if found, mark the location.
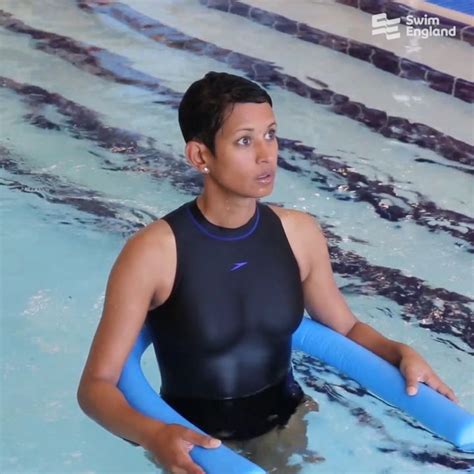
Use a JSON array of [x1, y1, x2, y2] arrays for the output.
[[203, 166, 209, 174]]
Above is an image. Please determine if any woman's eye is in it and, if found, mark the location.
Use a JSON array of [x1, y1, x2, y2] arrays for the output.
[[237, 136, 251, 146], [237, 130, 276, 146], [266, 129, 277, 140]]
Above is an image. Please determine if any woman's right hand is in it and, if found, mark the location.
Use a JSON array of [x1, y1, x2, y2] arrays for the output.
[[145, 423, 221, 474]]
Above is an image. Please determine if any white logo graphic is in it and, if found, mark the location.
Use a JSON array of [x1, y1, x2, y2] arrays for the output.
[[371, 13, 401, 40], [371, 13, 457, 40]]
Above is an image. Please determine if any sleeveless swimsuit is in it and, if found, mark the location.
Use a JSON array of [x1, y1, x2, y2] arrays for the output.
[[147, 199, 305, 440]]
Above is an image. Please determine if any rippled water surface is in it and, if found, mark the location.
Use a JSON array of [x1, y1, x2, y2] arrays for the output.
[[1, 1, 473, 472]]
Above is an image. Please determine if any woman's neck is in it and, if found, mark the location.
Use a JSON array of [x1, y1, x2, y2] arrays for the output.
[[196, 191, 257, 229]]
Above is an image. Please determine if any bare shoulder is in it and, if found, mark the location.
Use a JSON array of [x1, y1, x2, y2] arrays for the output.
[[267, 205, 325, 281], [125, 218, 175, 258], [267, 205, 322, 236], [111, 218, 176, 309], [77, 218, 177, 385]]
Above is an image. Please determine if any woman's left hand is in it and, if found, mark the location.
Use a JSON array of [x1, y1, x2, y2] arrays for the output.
[[399, 346, 458, 402]]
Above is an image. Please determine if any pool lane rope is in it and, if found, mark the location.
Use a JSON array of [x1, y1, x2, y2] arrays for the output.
[[118, 317, 474, 474]]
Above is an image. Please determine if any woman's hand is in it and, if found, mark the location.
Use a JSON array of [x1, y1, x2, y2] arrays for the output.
[[144, 423, 221, 474], [398, 346, 458, 402]]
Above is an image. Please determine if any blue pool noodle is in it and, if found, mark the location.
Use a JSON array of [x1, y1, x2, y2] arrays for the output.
[[293, 318, 474, 452], [118, 324, 265, 474], [118, 317, 474, 474]]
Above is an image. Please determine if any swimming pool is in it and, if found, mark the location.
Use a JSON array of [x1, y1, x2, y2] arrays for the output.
[[1, 0, 473, 472]]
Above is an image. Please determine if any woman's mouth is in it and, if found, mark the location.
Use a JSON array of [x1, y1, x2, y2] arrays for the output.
[[256, 172, 274, 184]]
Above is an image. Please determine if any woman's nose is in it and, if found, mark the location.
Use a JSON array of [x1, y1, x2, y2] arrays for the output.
[[255, 140, 276, 164]]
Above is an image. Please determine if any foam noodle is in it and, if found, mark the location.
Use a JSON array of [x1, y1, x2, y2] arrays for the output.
[[118, 324, 265, 474], [118, 318, 474, 474], [293, 318, 474, 452]]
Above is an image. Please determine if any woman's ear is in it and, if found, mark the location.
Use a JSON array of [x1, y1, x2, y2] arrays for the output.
[[185, 141, 211, 174]]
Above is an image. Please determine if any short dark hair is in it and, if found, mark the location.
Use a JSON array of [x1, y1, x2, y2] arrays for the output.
[[178, 72, 273, 156]]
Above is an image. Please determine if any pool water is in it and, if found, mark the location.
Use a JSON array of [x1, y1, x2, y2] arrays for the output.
[[1, 1, 473, 472]]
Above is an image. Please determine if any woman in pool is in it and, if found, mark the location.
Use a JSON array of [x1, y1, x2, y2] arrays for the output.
[[77, 71, 456, 474]]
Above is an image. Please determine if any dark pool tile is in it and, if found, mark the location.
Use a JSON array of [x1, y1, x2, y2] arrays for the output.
[[359, 0, 387, 15], [336, 0, 359, 7], [333, 101, 363, 119], [371, 50, 401, 75], [436, 136, 474, 166], [320, 35, 349, 53], [204, 0, 231, 10], [249, 6, 276, 28], [411, 451, 474, 470], [347, 42, 373, 61], [454, 78, 474, 104], [461, 26, 474, 46], [332, 93, 350, 105], [411, 122, 439, 144], [274, 19, 298, 35], [228, 1, 249, 16], [277, 156, 302, 172], [24, 113, 61, 131], [250, 61, 281, 85], [359, 107, 388, 129], [309, 87, 333, 104], [280, 75, 311, 98], [417, 8, 467, 32], [427, 70, 454, 95], [399, 59, 427, 81], [226, 50, 252, 69], [205, 43, 231, 61], [296, 22, 325, 43], [380, 116, 412, 139], [384, 2, 413, 18], [442, 138, 474, 166]]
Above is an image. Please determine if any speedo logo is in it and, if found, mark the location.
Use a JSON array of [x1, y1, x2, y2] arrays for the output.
[[230, 261, 248, 272]]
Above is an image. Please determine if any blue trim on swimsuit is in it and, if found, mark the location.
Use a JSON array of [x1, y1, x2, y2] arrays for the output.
[[186, 200, 260, 241]]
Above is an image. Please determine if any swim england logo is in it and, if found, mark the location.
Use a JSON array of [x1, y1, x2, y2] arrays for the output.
[[371, 12, 456, 40], [371, 13, 401, 40]]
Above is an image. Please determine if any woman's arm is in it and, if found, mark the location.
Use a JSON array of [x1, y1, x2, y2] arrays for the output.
[[278, 208, 456, 402], [77, 221, 169, 445], [77, 221, 221, 474]]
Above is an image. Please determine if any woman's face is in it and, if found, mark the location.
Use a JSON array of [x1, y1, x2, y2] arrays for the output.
[[209, 102, 278, 199]]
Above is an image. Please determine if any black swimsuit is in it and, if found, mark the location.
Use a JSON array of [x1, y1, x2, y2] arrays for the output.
[[147, 199, 305, 439]]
